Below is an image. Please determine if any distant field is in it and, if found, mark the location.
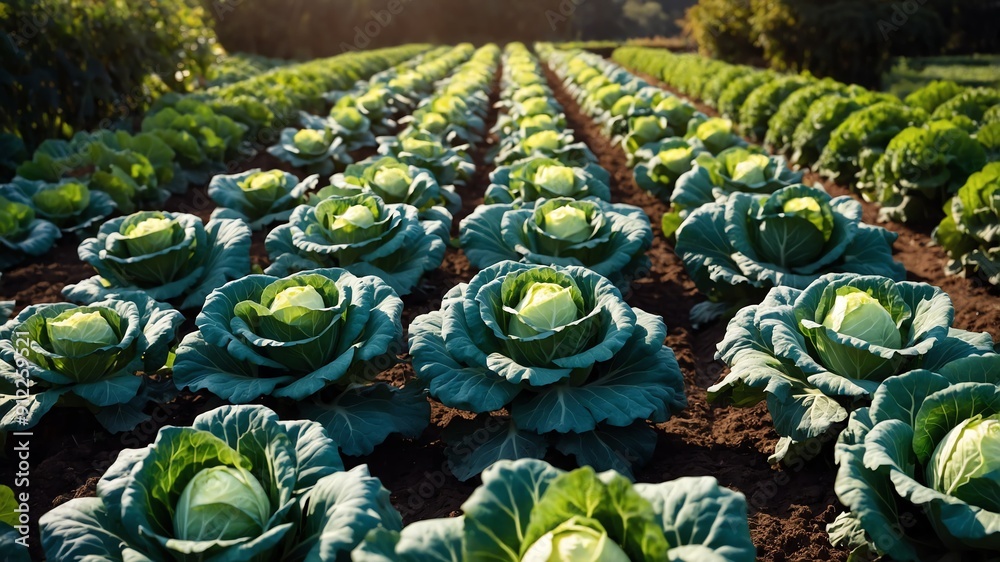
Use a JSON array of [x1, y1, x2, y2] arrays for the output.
[[883, 54, 1000, 97]]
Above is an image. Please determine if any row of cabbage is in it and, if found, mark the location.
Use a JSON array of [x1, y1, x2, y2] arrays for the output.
[[540, 45, 907, 330], [255, 43, 496, 295], [4, 45, 760, 562], [0, 46, 428, 273], [398, 43, 690, 488], [613, 46, 1000, 288], [540, 45, 1000, 561], [0, 404, 755, 562]]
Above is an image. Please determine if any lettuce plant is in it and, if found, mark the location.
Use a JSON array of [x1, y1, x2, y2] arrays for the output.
[[904, 80, 965, 113], [868, 120, 988, 223], [830, 359, 1000, 560], [265, 193, 445, 296], [354, 459, 755, 562], [789, 92, 888, 167], [461, 198, 652, 286], [933, 162, 1000, 285], [408, 262, 686, 480], [39, 405, 402, 561], [816, 102, 926, 183], [208, 169, 318, 230], [0, 193, 60, 270], [485, 158, 611, 205], [269, 125, 349, 176], [3, 179, 116, 233], [323, 156, 458, 238], [0, 291, 183, 432], [676, 184, 905, 326], [765, 81, 846, 154], [377, 132, 475, 186], [633, 139, 707, 202], [65, 211, 251, 310], [738, 75, 813, 141], [710, 273, 997, 464], [662, 147, 803, 237], [173, 268, 428, 455]]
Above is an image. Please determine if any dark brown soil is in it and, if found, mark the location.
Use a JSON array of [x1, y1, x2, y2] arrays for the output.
[[3, 56, 998, 562]]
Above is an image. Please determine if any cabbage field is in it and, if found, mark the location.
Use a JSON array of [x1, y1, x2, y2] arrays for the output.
[[1, 38, 999, 562]]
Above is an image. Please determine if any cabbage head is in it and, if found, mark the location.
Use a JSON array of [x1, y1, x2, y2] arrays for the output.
[[39, 405, 401, 561], [0, 291, 183, 432], [353, 458, 755, 562], [408, 262, 686, 480], [173, 267, 428, 455], [709, 273, 997, 464], [65, 211, 251, 310]]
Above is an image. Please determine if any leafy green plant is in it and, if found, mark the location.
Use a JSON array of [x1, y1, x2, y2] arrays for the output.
[[354, 458, 756, 562], [65, 211, 251, 310], [633, 139, 708, 202], [930, 87, 1000, 126], [0, 291, 183, 432], [265, 193, 445, 296], [322, 156, 458, 237], [684, 117, 748, 155], [1, 485, 30, 562], [268, 125, 348, 176], [789, 91, 892, 167], [709, 273, 997, 464], [738, 74, 813, 141], [408, 261, 686, 479], [933, 162, 1000, 285], [173, 268, 427, 455], [904, 80, 965, 113], [717, 72, 774, 120], [3, 179, 116, 233], [495, 129, 600, 169], [377, 132, 475, 186], [817, 102, 926, 183], [830, 361, 1000, 560], [208, 169, 319, 231], [461, 198, 652, 286], [0, 194, 61, 270], [662, 147, 803, 236], [485, 158, 611, 205], [676, 184, 905, 326], [328, 106, 378, 151], [39, 405, 401, 561], [867, 120, 987, 222], [765, 81, 846, 153]]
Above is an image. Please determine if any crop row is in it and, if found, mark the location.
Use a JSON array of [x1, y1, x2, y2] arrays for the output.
[[538, 44, 1000, 561], [612, 46, 1000, 288]]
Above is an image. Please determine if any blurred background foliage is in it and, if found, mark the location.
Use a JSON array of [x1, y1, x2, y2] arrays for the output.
[[1, 0, 996, 151], [685, 0, 1000, 87]]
